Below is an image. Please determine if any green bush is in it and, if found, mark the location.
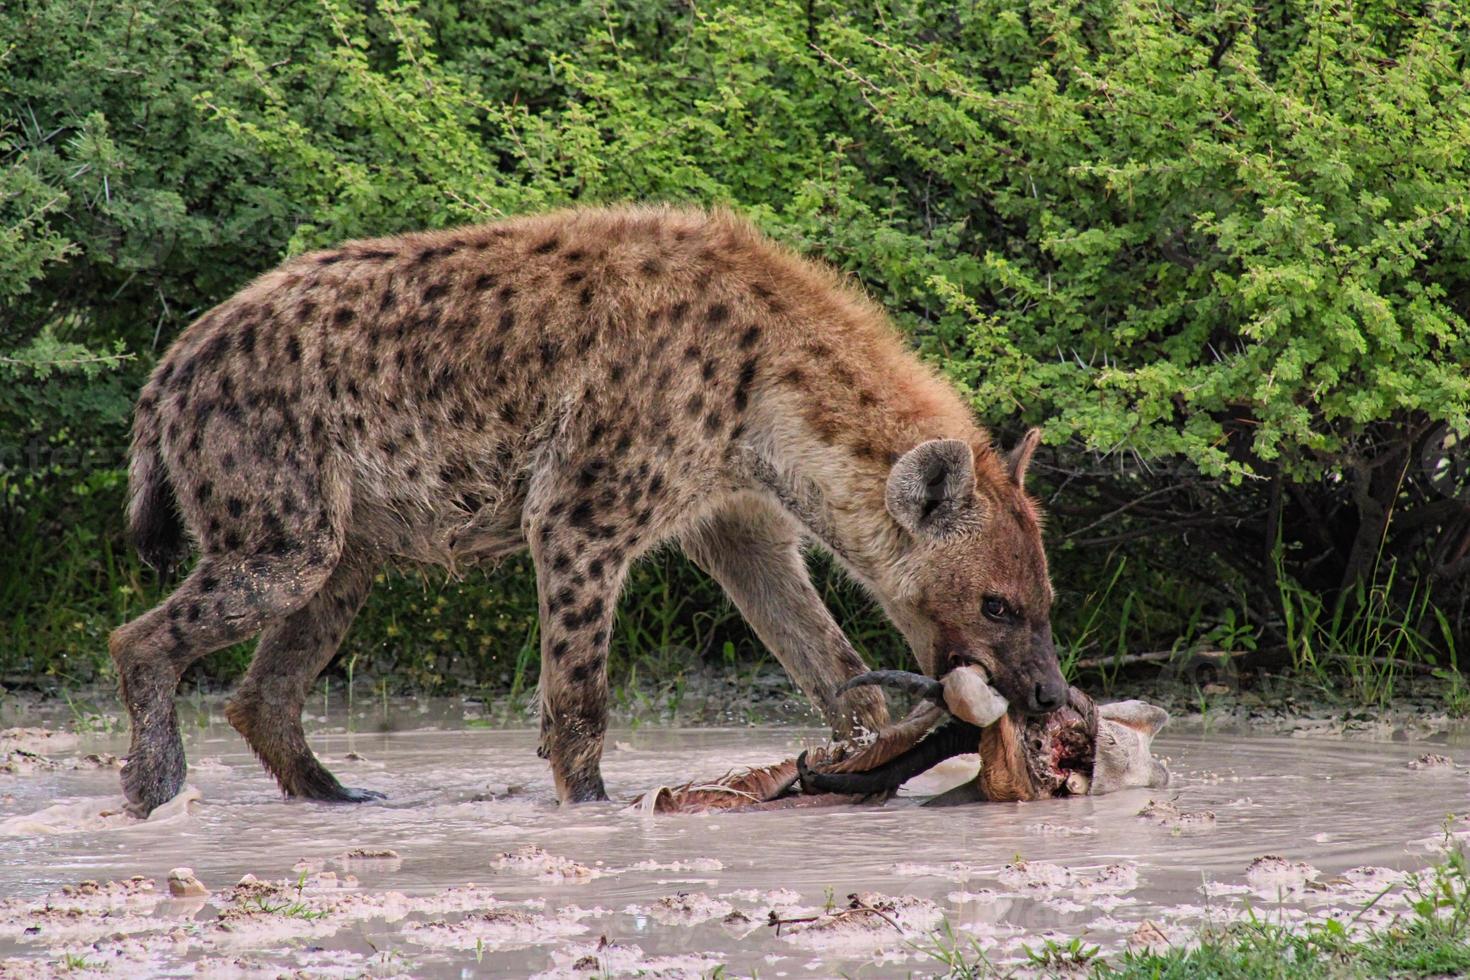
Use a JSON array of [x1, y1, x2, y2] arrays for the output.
[[3, 0, 1467, 695]]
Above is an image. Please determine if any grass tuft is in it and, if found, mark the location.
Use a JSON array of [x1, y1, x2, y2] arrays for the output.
[[920, 846, 1470, 979]]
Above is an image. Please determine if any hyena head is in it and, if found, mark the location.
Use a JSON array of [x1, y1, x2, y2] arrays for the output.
[[881, 429, 1066, 716]]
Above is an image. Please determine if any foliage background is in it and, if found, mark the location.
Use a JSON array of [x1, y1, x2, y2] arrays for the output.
[[3, 0, 1468, 703]]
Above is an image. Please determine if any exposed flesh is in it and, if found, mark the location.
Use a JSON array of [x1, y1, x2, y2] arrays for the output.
[[981, 688, 1098, 802]]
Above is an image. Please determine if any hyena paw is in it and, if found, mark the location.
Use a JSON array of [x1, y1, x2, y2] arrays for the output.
[[557, 775, 610, 805], [283, 762, 385, 803], [120, 738, 187, 818]]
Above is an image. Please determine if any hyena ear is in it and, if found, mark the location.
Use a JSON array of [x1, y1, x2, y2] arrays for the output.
[[1097, 700, 1169, 738], [1005, 427, 1043, 487], [886, 439, 977, 537]]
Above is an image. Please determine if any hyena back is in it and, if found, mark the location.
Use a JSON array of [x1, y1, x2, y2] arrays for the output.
[[111, 205, 1065, 814]]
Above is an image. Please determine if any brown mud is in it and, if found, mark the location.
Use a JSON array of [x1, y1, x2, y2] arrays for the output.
[[0, 692, 1467, 976]]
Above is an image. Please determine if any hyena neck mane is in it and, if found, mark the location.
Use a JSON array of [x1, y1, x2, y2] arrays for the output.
[[735, 298, 1007, 591], [741, 421, 998, 589]]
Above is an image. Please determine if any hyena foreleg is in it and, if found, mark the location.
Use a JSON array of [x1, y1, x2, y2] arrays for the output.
[[524, 491, 637, 805], [680, 496, 889, 739]]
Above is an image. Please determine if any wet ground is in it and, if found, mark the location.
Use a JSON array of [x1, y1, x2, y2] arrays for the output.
[[1, 698, 1468, 977]]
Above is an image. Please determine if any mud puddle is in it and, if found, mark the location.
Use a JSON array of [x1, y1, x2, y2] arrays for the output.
[[1, 709, 1467, 976]]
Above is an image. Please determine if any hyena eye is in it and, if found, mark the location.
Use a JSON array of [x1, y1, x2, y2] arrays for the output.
[[982, 596, 1013, 623]]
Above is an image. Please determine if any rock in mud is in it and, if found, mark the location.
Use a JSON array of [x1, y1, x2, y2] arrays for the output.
[[1027, 821, 1098, 837], [1246, 855, 1319, 896], [492, 844, 597, 881], [532, 936, 722, 979], [774, 892, 944, 951], [1138, 797, 1217, 829], [0, 751, 54, 776], [403, 907, 586, 951], [998, 860, 1074, 892], [641, 891, 734, 925], [166, 867, 209, 898], [1311, 865, 1410, 904], [0, 876, 165, 945], [208, 871, 371, 945], [995, 860, 1139, 903], [721, 887, 803, 919], [890, 859, 977, 881], [0, 748, 122, 775], [1085, 864, 1140, 894], [225, 873, 286, 905], [1128, 919, 1172, 950], [947, 888, 1000, 904], [335, 847, 404, 871], [628, 857, 723, 873]]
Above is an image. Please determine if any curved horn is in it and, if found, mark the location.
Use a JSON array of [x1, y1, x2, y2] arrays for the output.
[[819, 702, 946, 775], [837, 670, 946, 706], [797, 719, 982, 796]]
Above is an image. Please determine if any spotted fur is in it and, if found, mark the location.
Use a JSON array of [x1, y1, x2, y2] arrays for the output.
[[111, 205, 1063, 813]]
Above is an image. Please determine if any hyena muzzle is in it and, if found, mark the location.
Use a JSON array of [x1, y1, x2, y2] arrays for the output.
[[110, 205, 1066, 814]]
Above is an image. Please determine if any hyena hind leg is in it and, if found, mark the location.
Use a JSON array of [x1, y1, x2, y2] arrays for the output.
[[224, 553, 380, 802], [108, 543, 341, 816]]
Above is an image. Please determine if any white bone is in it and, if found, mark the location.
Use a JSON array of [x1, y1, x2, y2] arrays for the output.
[[941, 665, 1009, 727]]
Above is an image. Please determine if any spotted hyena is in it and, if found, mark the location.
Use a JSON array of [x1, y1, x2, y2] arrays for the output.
[[111, 205, 1066, 814]]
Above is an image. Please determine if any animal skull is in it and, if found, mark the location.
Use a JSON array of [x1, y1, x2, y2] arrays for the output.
[[632, 669, 1170, 813], [800, 667, 1169, 801]]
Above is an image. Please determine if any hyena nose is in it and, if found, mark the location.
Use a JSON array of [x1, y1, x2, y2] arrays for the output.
[[1031, 680, 1066, 713]]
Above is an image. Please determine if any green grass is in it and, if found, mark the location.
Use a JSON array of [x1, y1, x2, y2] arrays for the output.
[[248, 872, 329, 921], [920, 848, 1470, 979], [251, 894, 328, 920], [1274, 549, 1461, 710]]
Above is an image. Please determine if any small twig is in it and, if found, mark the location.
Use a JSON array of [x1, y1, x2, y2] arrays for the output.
[[808, 43, 886, 117], [846, 901, 903, 933], [766, 902, 903, 937], [1073, 649, 1224, 670], [1062, 482, 1201, 540], [767, 910, 820, 935]]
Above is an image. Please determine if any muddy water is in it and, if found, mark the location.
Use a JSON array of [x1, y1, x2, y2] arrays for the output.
[[1, 709, 1467, 977]]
